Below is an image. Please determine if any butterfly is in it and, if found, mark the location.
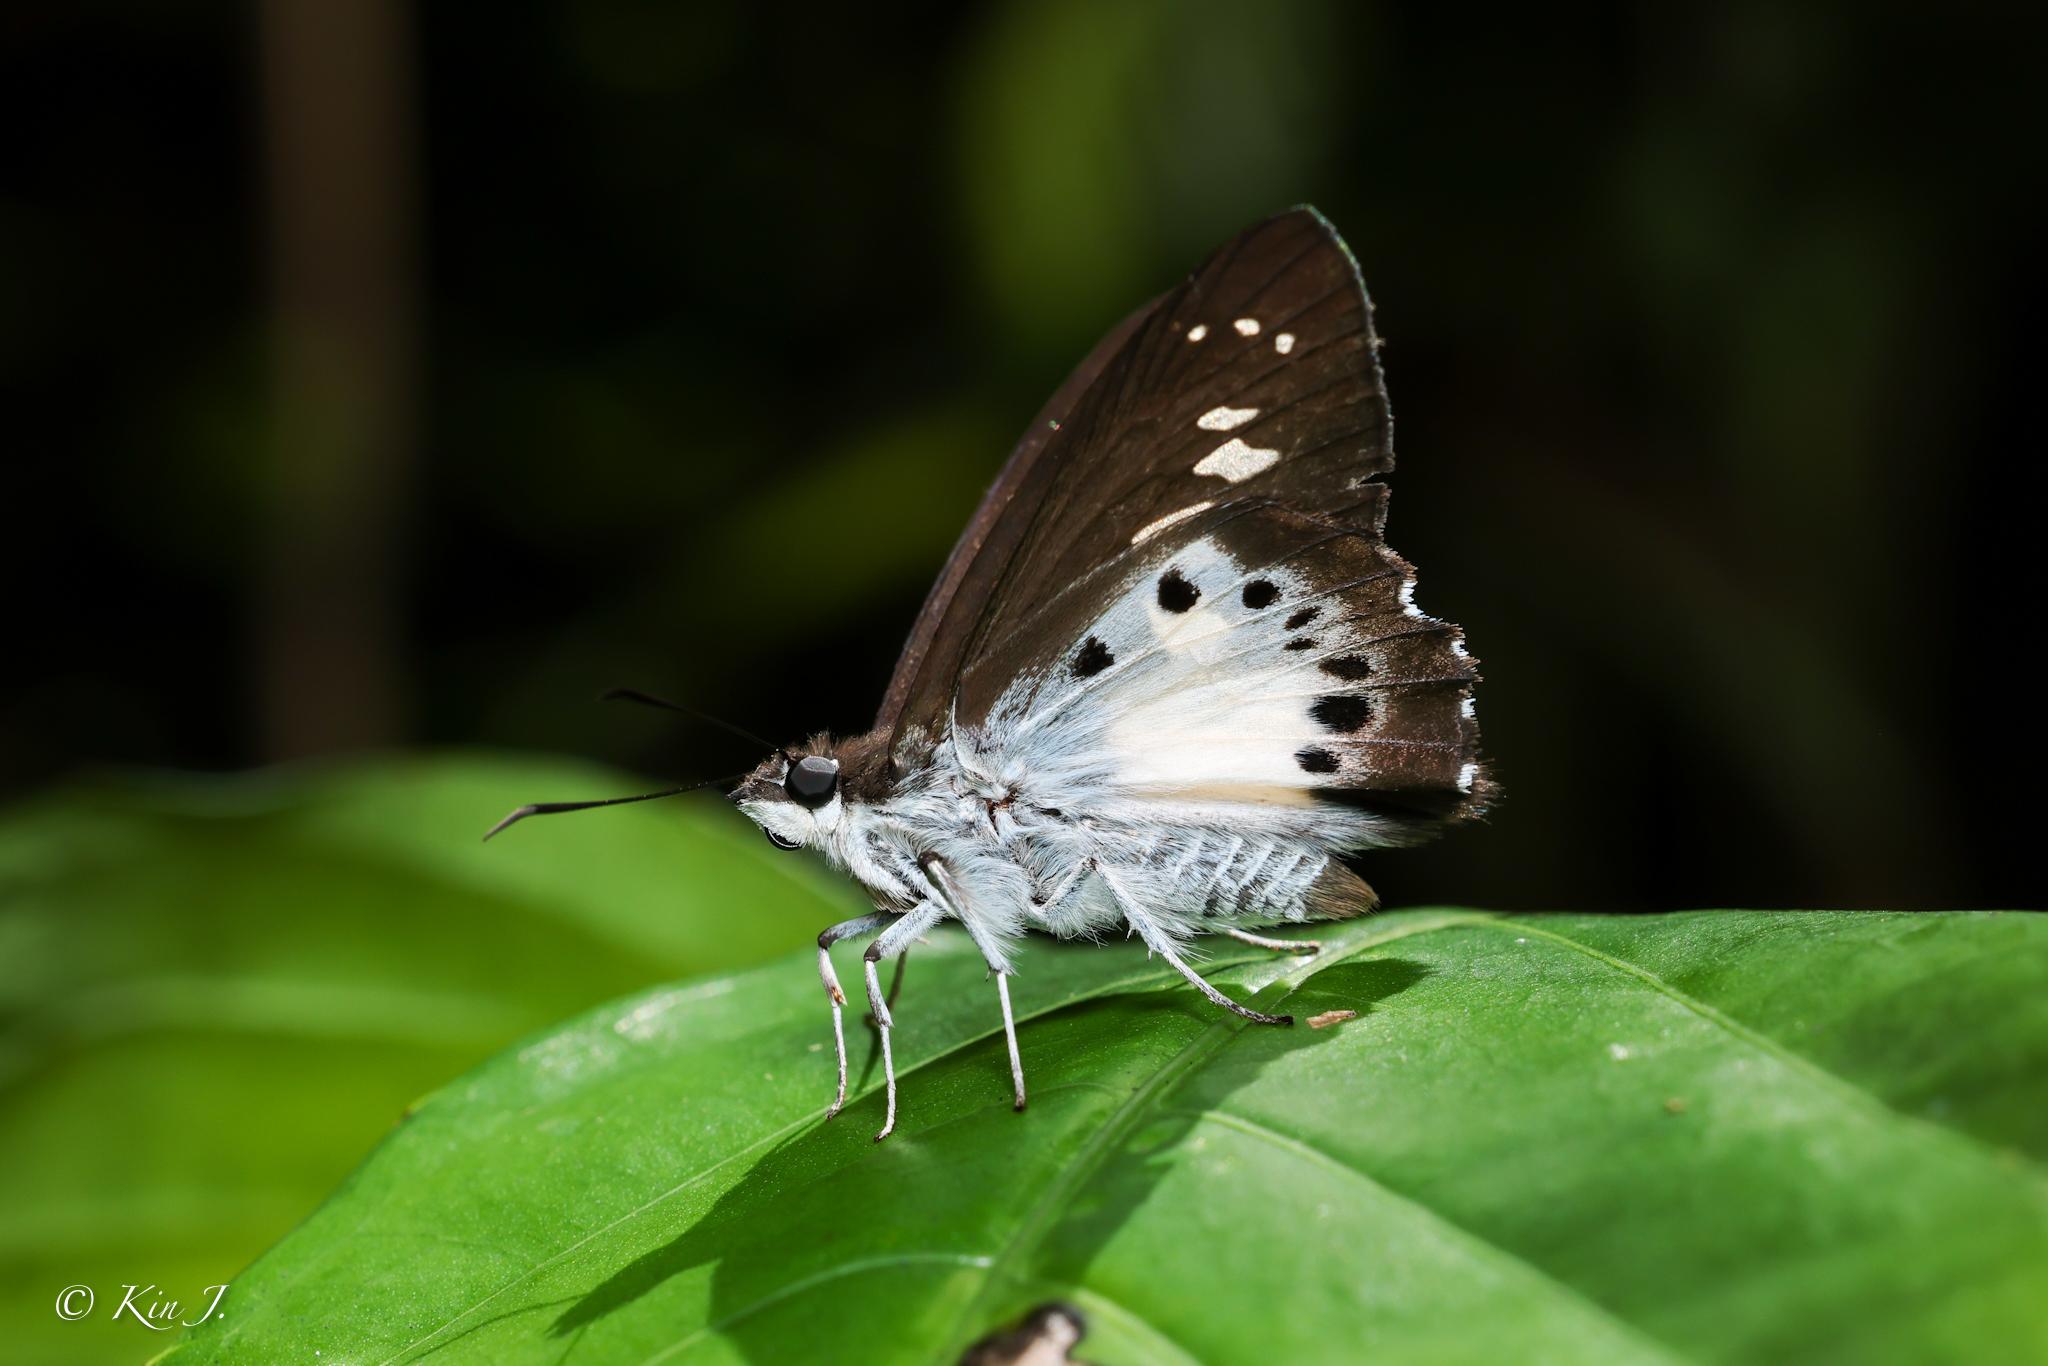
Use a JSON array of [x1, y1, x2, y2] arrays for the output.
[[493, 207, 1491, 1141]]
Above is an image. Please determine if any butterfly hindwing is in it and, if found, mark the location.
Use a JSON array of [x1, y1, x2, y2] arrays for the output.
[[980, 504, 1481, 834]]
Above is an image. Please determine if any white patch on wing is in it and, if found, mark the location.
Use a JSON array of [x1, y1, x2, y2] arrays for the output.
[[1009, 537, 1342, 800], [1458, 762, 1478, 793], [1114, 552, 1322, 794], [1460, 696, 1476, 720], [1196, 405, 1259, 431], [1186, 323, 1208, 342], [1398, 579, 1423, 619], [1129, 501, 1214, 545], [1274, 332, 1295, 354], [1193, 438, 1280, 483], [1233, 317, 1260, 336]]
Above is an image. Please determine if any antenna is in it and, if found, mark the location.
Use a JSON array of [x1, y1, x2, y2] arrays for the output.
[[482, 771, 744, 842], [599, 686, 781, 754]]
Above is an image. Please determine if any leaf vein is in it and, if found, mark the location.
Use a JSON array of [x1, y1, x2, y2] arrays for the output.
[[1493, 919, 2048, 1194], [639, 1252, 997, 1365], [1177, 1108, 1685, 1363]]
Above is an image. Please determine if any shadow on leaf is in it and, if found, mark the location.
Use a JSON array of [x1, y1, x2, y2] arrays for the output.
[[553, 950, 1431, 1359]]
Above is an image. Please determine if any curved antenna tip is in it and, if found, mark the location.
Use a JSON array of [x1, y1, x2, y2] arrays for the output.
[[479, 774, 746, 846], [482, 805, 539, 842]]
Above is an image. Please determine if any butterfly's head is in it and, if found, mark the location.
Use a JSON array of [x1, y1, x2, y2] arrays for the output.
[[731, 745, 843, 851]]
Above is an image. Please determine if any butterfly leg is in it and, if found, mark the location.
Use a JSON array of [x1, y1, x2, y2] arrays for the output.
[[817, 911, 893, 1119], [864, 950, 909, 1031], [863, 902, 946, 1141], [1102, 870, 1293, 1027], [920, 854, 1028, 1113], [994, 973, 1026, 1111], [1223, 926, 1321, 955]]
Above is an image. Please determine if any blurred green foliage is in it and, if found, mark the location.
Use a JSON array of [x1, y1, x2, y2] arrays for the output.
[[0, 755, 857, 1366], [168, 907, 2047, 1365]]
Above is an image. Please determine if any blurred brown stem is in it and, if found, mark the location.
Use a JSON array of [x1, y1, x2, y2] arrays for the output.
[[254, 0, 417, 759]]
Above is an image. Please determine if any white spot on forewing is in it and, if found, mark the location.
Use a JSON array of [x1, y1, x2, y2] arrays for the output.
[[1196, 405, 1260, 431], [1460, 696, 1476, 720], [1129, 500, 1214, 545], [1186, 324, 1208, 342], [1274, 332, 1296, 354], [1458, 761, 1478, 793], [1233, 317, 1260, 335], [1398, 580, 1423, 619], [1451, 639, 1470, 660], [1193, 438, 1280, 483]]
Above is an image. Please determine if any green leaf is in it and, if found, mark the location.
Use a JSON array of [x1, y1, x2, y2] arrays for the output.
[[0, 754, 860, 1366], [163, 908, 2046, 1365]]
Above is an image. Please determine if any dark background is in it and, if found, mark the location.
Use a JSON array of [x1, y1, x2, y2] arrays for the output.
[[4, 2, 2041, 912]]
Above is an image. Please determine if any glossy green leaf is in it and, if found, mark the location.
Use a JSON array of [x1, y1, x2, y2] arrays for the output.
[[163, 908, 2046, 1365], [0, 755, 858, 1366]]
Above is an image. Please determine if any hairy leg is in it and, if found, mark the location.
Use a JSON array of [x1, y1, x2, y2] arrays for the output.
[[994, 973, 1026, 1110], [922, 854, 1028, 1112], [816, 911, 893, 1118], [863, 902, 946, 1141], [1101, 869, 1294, 1027], [1223, 926, 1321, 955], [863, 949, 909, 1031]]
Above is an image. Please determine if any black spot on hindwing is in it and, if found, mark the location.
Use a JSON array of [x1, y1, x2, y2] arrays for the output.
[[1158, 568, 1200, 613], [1072, 636, 1114, 678], [1311, 695, 1374, 733], [1284, 637, 1317, 652], [1285, 607, 1320, 630], [1295, 746, 1339, 774], [1241, 579, 1278, 609], [1320, 654, 1374, 680]]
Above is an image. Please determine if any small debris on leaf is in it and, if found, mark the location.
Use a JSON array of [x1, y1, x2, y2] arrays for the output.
[[1306, 1009, 1358, 1030], [960, 1301, 1089, 1365], [1664, 1096, 1688, 1115]]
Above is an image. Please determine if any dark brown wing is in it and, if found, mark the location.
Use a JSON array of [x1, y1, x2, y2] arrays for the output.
[[874, 206, 1486, 820], [870, 297, 1161, 741]]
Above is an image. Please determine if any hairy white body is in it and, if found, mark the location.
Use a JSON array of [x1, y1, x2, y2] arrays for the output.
[[738, 532, 1424, 973], [781, 731, 1344, 973]]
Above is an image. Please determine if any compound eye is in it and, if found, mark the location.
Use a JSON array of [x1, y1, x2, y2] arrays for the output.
[[785, 755, 838, 809], [764, 828, 801, 851]]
